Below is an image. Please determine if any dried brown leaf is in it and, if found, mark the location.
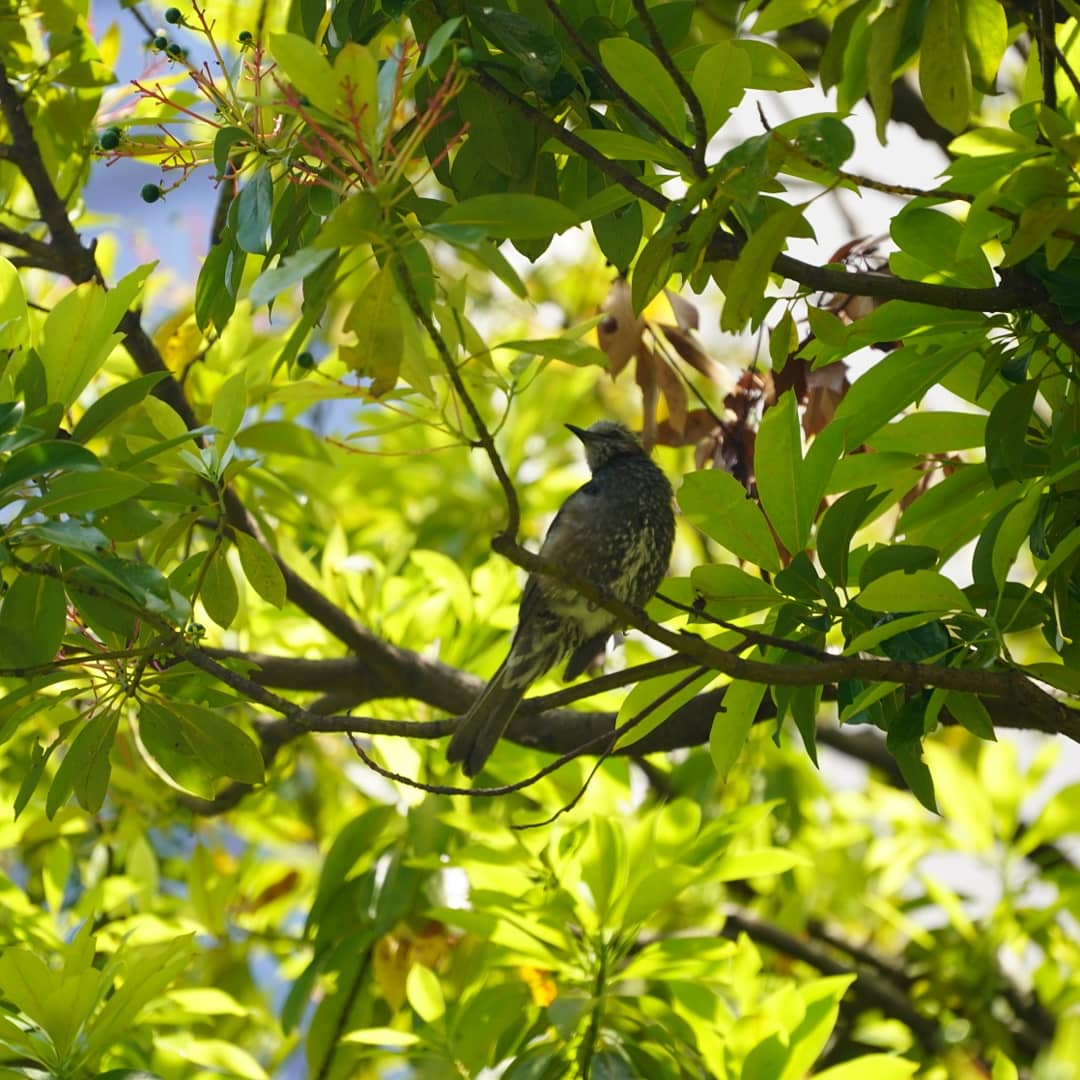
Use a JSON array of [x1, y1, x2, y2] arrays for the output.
[[802, 362, 849, 436], [665, 288, 700, 331], [654, 350, 689, 437], [635, 343, 660, 451], [656, 323, 721, 381], [597, 277, 644, 376], [657, 408, 719, 448]]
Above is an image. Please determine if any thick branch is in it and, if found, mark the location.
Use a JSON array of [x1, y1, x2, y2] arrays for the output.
[[493, 537, 1079, 740], [0, 62, 100, 282]]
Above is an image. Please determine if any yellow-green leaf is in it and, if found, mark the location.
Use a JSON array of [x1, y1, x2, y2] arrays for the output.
[[919, 0, 971, 133], [234, 532, 287, 608]]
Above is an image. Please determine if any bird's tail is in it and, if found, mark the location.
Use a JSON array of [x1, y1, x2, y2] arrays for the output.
[[446, 663, 528, 777]]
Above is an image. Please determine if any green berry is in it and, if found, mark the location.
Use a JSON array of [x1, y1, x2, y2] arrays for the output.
[[140, 183, 162, 204], [457, 46, 476, 67], [164, 6, 182, 23], [153, 35, 168, 50], [238, 30, 253, 44], [166, 42, 182, 57], [99, 126, 122, 150], [297, 351, 316, 369]]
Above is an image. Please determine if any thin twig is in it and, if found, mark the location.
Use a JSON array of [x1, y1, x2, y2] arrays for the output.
[[394, 256, 521, 537], [655, 590, 832, 661], [541, 0, 698, 173], [628, 0, 707, 176], [512, 665, 709, 828]]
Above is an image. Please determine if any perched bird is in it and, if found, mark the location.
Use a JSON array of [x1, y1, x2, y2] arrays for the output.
[[447, 421, 675, 777]]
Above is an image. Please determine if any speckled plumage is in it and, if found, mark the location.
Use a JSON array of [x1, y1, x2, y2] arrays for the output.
[[447, 421, 675, 777]]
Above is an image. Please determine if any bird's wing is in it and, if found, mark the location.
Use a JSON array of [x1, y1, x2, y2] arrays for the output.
[[537, 480, 599, 565]]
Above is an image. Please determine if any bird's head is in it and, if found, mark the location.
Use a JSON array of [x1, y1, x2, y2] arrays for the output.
[[566, 421, 645, 471]]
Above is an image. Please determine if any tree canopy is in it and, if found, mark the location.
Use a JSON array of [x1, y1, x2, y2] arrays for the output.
[[0, 0, 1079, 1077]]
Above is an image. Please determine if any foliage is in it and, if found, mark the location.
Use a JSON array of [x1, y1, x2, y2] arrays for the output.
[[0, 0, 1079, 1076]]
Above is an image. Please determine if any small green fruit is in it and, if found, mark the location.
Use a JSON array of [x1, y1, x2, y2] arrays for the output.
[[164, 6, 182, 23], [297, 351, 317, 369], [153, 35, 168, 50], [238, 30, 253, 44], [457, 46, 476, 67], [140, 183, 163, 204], [99, 127, 122, 150]]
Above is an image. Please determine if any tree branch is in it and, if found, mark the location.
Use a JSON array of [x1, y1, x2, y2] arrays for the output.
[[628, 0, 708, 176]]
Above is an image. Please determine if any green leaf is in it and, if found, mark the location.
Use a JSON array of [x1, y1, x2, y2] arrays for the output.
[[421, 17, 463, 69], [857, 569, 973, 613], [572, 129, 686, 172], [691, 42, 750, 138], [817, 486, 889, 587], [249, 248, 335, 309], [169, 700, 264, 784], [991, 485, 1041, 589], [496, 337, 607, 368], [0, 573, 66, 667], [615, 667, 716, 750], [438, 195, 579, 240], [867, 410, 986, 454], [71, 372, 168, 443], [474, 7, 561, 89], [630, 226, 674, 313], [138, 698, 263, 788], [791, 116, 855, 169], [30, 469, 147, 515], [867, 1, 911, 143], [13, 740, 49, 818], [83, 936, 197, 1061], [211, 372, 247, 448], [843, 610, 948, 655], [815, 1055, 918, 1080], [1016, 781, 1080, 854], [961, 0, 1007, 90], [405, 964, 445, 1023], [721, 204, 803, 332], [985, 379, 1038, 485], [235, 167, 273, 255], [678, 470, 782, 572], [201, 547, 239, 629], [888, 715, 938, 813], [341, 265, 404, 396], [1018, 662, 1080, 696], [334, 42, 378, 141], [945, 692, 995, 739], [38, 266, 153, 409], [754, 0, 830, 34], [598, 37, 687, 140], [0, 255, 29, 350], [67, 709, 119, 812], [732, 39, 812, 91], [831, 339, 975, 447], [268, 33, 338, 114], [236, 420, 332, 461], [0, 439, 99, 491], [919, 0, 971, 133], [755, 391, 810, 553], [342, 1028, 421, 1046], [195, 231, 246, 334], [710, 680, 767, 779], [689, 565, 784, 618], [213, 125, 251, 176], [233, 532, 287, 608]]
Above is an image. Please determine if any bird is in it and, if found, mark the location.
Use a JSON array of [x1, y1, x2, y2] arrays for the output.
[[446, 420, 676, 777]]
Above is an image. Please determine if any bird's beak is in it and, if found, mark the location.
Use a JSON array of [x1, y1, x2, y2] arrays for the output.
[[565, 423, 588, 442]]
